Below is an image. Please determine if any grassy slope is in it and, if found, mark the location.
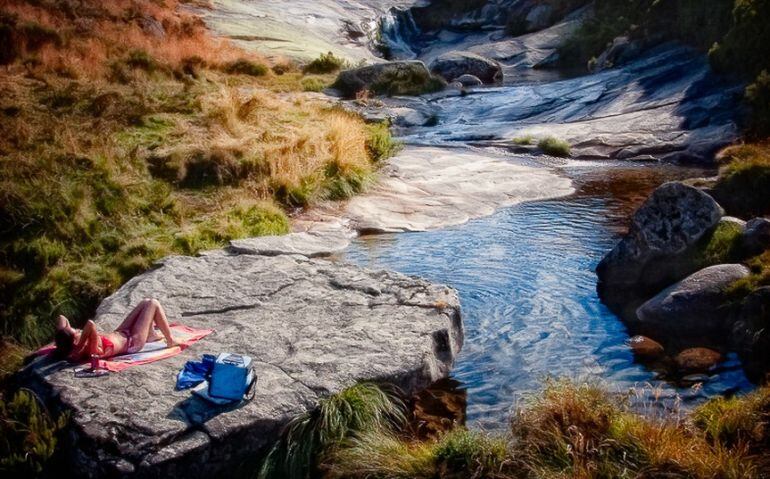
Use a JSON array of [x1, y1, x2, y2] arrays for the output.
[[0, 0, 395, 348]]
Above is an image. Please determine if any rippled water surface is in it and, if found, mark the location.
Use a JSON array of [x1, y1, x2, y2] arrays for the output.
[[339, 160, 754, 428]]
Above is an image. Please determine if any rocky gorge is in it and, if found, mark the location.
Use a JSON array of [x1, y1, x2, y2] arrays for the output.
[[6, 0, 770, 477]]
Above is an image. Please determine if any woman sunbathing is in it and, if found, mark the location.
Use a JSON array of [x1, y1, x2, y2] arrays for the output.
[[54, 298, 179, 360]]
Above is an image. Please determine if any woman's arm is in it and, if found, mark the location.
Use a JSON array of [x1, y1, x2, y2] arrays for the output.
[[70, 320, 102, 359]]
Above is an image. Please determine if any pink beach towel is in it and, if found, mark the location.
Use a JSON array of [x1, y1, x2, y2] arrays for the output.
[[37, 324, 213, 372]]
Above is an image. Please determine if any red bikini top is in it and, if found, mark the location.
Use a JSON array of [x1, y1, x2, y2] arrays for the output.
[[100, 334, 115, 353]]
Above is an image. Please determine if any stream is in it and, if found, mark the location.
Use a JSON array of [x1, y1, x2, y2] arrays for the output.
[[339, 158, 754, 428]]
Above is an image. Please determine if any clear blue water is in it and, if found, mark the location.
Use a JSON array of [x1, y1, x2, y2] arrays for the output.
[[339, 162, 754, 428]]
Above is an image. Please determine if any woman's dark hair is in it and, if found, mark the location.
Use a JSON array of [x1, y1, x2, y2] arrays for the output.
[[54, 328, 75, 359]]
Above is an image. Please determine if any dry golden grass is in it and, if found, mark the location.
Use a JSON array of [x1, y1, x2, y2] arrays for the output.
[[0, 0, 393, 347], [1, 0, 254, 78]]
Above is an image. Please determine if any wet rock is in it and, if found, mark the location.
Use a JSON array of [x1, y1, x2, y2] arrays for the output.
[[741, 218, 770, 257], [345, 146, 573, 232], [731, 286, 770, 381], [333, 60, 444, 98], [628, 335, 665, 360], [454, 74, 483, 87], [674, 347, 723, 373], [636, 264, 750, 337], [429, 51, 503, 84], [597, 182, 724, 312], [19, 247, 463, 478]]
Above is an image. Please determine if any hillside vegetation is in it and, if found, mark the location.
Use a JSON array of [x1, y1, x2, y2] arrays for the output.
[[0, 0, 394, 349], [259, 380, 770, 479]]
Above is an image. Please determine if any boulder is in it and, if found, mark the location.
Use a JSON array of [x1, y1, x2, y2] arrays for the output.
[[627, 335, 665, 360], [19, 242, 463, 478], [674, 347, 723, 373], [429, 51, 503, 84], [731, 286, 770, 380], [596, 182, 724, 312], [332, 61, 445, 98], [591, 36, 644, 72], [741, 217, 770, 257], [455, 74, 483, 87], [524, 4, 554, 32], [636, 264, 750, 337]]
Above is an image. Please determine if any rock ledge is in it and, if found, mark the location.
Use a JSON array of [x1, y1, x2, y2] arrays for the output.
[[21, 241, 463, 478]]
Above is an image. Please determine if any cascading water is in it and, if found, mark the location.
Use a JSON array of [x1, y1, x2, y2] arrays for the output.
[[377, 7, 421, 59]]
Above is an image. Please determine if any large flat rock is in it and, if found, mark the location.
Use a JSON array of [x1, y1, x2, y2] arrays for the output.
[[22, 249, 462, 478], [344, 146, 574, 232]]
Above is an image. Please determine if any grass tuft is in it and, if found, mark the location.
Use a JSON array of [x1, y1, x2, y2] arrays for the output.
[[512, 135, 534, 145], [258, 382, 406, 479], [223, 59, 269, 77], [712, 143, 770, 218], [538, 136, 571, 157], [303, 52, 346, 75]]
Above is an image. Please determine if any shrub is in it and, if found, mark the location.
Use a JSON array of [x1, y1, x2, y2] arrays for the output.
[[538, 136, 571, 157], [512, 135, 534, 145], [0, 390, 68, 476], [712, 143, 770, 217], [365, 122, 400, 163], [371, 69, 446, 97], [223, 59, 268, 76], [303, 51, 346, 74], [258, 383, 405, 479], [300, 76, 328, 92]]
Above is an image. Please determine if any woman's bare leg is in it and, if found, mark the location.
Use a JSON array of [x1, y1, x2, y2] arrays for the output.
[[126, 299, 176, 352], [115, 299, 152, 331]]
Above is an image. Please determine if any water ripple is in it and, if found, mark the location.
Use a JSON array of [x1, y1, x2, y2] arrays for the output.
[[340, 167, 753, 428]]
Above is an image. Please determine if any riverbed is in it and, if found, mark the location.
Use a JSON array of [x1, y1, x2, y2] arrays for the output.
[[338, 158, 754, 428]]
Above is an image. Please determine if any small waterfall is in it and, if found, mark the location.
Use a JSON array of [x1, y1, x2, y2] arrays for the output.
[[377, 7, 421, 60]]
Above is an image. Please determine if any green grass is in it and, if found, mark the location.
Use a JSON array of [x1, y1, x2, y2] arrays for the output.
[[712, 144, 770, 217], [303, 52, 346, 75], [300, 76, 328, 92], [694, 219, 746, 268], [371, 69, 446, 97], [326, 428, 512, 479], [319, 379, 765, 479], [512, 135, 534, 145], [366, 122, 402, 162], [693, 386, 770, 448], [0, 390, 68, 476], [538, 136, 571, 157], [223, 59, 269, 77], [258, 382, 406, 479]]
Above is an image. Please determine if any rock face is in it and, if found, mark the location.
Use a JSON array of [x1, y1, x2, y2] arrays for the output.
[[597, 182, 724, 312], [636, 264, 750, 337], [20, 244, 463, 478], [732, 286, 770, 380], [429, 51, 503, 84], [333, 60, 443, 98], [741, 217, 770, 257]]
